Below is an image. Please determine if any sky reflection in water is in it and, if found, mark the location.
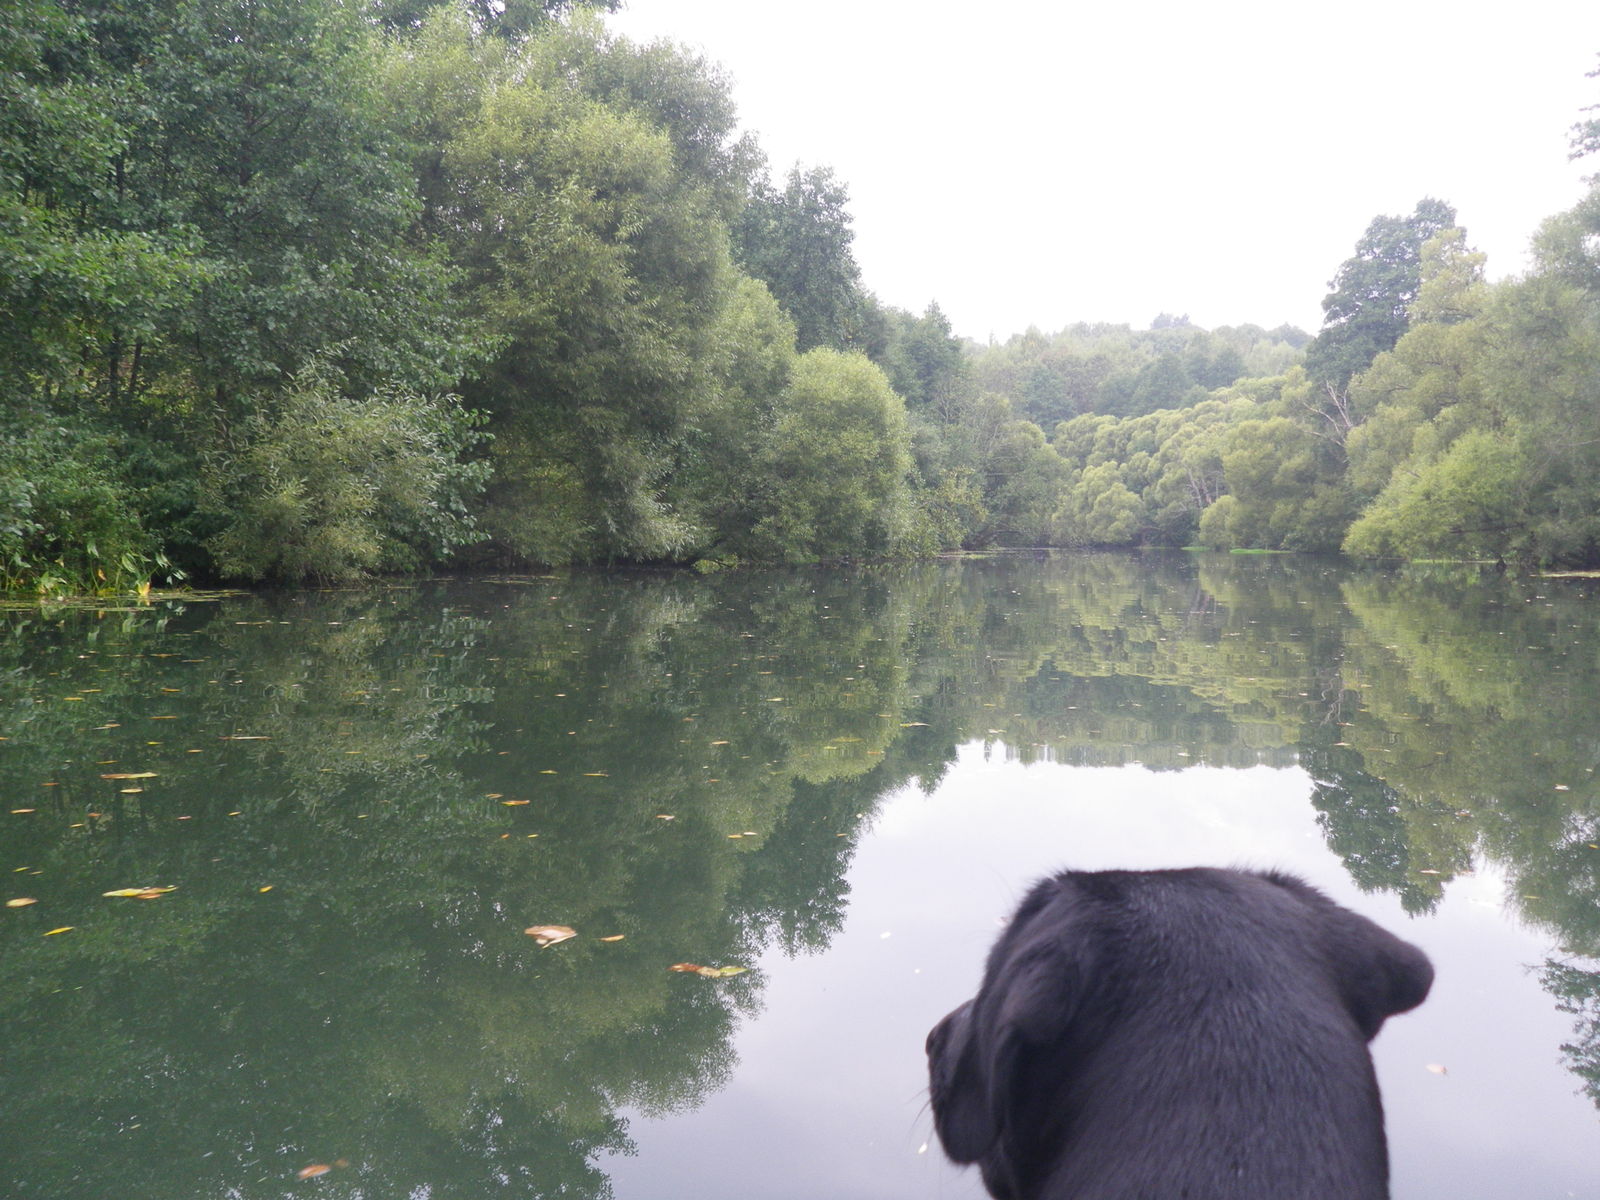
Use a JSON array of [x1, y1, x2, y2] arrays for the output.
[[613, 752, 1599, 1199]]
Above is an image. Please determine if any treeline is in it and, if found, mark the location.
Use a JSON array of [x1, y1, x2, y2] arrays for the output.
[[971, 318, 1309, 428], [1, 0, 993, 589], [6, 3, 1600, 591], [1006, 183, 1600, 566]]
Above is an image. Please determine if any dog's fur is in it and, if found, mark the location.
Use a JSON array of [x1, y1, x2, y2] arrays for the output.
[[926, 867, 1432, 1200]]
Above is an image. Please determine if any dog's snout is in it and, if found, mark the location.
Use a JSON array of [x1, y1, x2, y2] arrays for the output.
[[927, 1001, 971, 1058]]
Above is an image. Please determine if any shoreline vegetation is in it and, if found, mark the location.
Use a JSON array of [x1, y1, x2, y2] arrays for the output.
[[7, 2, 1600, 599]]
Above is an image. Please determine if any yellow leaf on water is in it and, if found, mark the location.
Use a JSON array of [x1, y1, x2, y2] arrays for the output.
[[669, 962, 747, 978], [6, 897, 37, 907], [99, 772, 156, 780], [599, 935, 625, 942], [501, 799, 529, 806], [525, 925, 576, 947], [103, 886, 177, 899], [296, 1164, 333, 1179], [44, 926, 73, 935]]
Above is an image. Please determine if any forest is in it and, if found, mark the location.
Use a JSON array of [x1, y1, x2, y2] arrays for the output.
[[6, 0, 1600, 592]]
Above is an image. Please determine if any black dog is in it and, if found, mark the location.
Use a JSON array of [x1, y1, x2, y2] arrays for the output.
[[926, 867, 1432, 1200]]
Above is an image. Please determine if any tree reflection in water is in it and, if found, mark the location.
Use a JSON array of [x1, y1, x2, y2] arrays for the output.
[[4, 553, 1600, 1196]]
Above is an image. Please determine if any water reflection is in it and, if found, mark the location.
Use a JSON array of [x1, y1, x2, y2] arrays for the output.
[[3, 553, 1599, 1196]]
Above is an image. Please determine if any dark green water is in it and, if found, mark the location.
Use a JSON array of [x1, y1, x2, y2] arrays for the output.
[[3, 552, 1598, 1198]]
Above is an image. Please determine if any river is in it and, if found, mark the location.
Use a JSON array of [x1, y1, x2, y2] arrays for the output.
[[3, 552, 1597, 1198]]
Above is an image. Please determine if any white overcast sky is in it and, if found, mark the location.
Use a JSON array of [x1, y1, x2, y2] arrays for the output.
[[606, 0, 1598, 342]]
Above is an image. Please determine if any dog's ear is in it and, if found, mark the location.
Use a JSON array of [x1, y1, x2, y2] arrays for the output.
[[928, 1003, 1010, 1164], [970, 904, 1085, 1168], [1333, 919, 1433, 1038], [1264, 871, 1433, 1038]]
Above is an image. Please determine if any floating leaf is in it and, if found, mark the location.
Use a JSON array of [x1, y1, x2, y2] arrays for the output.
[[103, 886, 177, 899], [501, 799, 529, 806], [669, 962, 747, 978], [599, 935, 625, 942], [525, 925, 576, 947], [99, 771, 156, 780], [296, 1164, 333, 1180], [6, 897, 37, 907], [44, 926, 73, 935]]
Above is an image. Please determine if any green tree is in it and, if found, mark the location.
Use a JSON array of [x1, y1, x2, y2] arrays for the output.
[[735, 164, 870, 352], [878, 302, 969, 415], [675, 274, 799, 562], [749, 349, 917, 561], [1056, 460, 1142, 545], [1201, 386, 1355, 552], [426, 19, 750, 563], [202, 360, 490, 582], [85, 0, 468, 410], [1303, 198, 1457, 391], [1342, 427, 1525, 560], [1342, 210, 1600, 566], [372, 0, 620, 37], [0, 0, 206, 393], [1342, 229, 1493, 524]]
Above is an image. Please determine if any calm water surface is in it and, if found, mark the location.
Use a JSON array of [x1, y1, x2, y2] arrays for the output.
[[3, 553, 1598, 1198]]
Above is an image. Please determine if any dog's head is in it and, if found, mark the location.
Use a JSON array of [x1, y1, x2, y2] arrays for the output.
[[925, 868, 1432, 1199]]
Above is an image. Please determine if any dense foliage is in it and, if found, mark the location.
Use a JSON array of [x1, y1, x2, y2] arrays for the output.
[[4, 1, 1600, 589]]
